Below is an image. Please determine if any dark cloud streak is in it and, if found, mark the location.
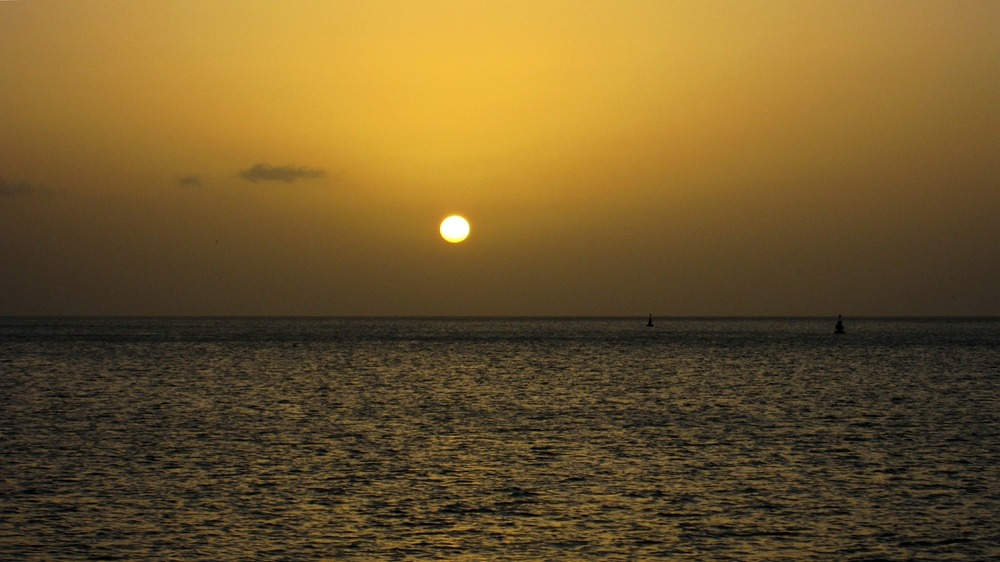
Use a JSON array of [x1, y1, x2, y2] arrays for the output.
[[178, 174, 201, 187], [239, 163, 325, 183], [0, 178, 51, 197]]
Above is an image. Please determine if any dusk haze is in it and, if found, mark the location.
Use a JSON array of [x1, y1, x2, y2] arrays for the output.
[[2, 0, 998, 316]]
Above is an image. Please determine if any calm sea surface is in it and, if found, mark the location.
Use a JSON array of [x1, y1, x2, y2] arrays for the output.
[[2, 317, 999, 560]]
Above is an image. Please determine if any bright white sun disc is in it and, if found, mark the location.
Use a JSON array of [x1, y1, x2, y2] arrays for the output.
[[440, 215, 470, 243]]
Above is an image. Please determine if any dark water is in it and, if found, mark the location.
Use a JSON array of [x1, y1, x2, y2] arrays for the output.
[[2, 317, 999, 560]]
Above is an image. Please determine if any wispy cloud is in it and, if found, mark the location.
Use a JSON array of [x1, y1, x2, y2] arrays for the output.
[[178, 174, 201, 187], [0, 178, 52, 197], [239, 163, 325, 183]]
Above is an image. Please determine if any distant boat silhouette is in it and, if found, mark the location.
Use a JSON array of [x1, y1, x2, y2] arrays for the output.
[[647, 314, 654, 327], [834, 315, 845, 334]]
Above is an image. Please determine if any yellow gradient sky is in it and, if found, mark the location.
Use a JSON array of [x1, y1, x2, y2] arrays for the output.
[[2, 0, 998, 315]]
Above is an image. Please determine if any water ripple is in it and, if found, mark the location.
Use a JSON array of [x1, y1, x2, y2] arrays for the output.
[[2, 317, 999, 560]]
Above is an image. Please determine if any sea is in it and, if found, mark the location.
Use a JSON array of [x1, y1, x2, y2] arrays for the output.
[[1, 317, 999, 561]]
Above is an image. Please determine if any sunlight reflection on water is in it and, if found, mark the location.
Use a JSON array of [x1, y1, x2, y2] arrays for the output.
[[2, 317, 999, 560]]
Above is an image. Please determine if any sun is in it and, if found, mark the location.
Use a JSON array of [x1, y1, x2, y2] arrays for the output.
[[440, 215, 470, 243]]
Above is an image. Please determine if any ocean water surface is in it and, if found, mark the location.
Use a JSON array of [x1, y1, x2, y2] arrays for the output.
[[1, 317, 999, 560]]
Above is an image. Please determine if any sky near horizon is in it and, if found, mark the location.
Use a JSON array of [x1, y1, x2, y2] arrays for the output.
[[1, 0, 998, 316]]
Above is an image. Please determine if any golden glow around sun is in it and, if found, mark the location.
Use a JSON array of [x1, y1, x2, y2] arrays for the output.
[[440, 216, 470, 243]]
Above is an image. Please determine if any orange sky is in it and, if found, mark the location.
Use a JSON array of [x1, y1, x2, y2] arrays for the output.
[[2, 0, 998, 315]]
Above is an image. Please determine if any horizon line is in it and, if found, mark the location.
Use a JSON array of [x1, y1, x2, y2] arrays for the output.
[[2, 315, 998, 320]]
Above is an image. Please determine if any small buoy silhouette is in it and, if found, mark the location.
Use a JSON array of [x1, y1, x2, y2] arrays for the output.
[[834, 315, 845, 334], [647, 314, 654, 327]]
